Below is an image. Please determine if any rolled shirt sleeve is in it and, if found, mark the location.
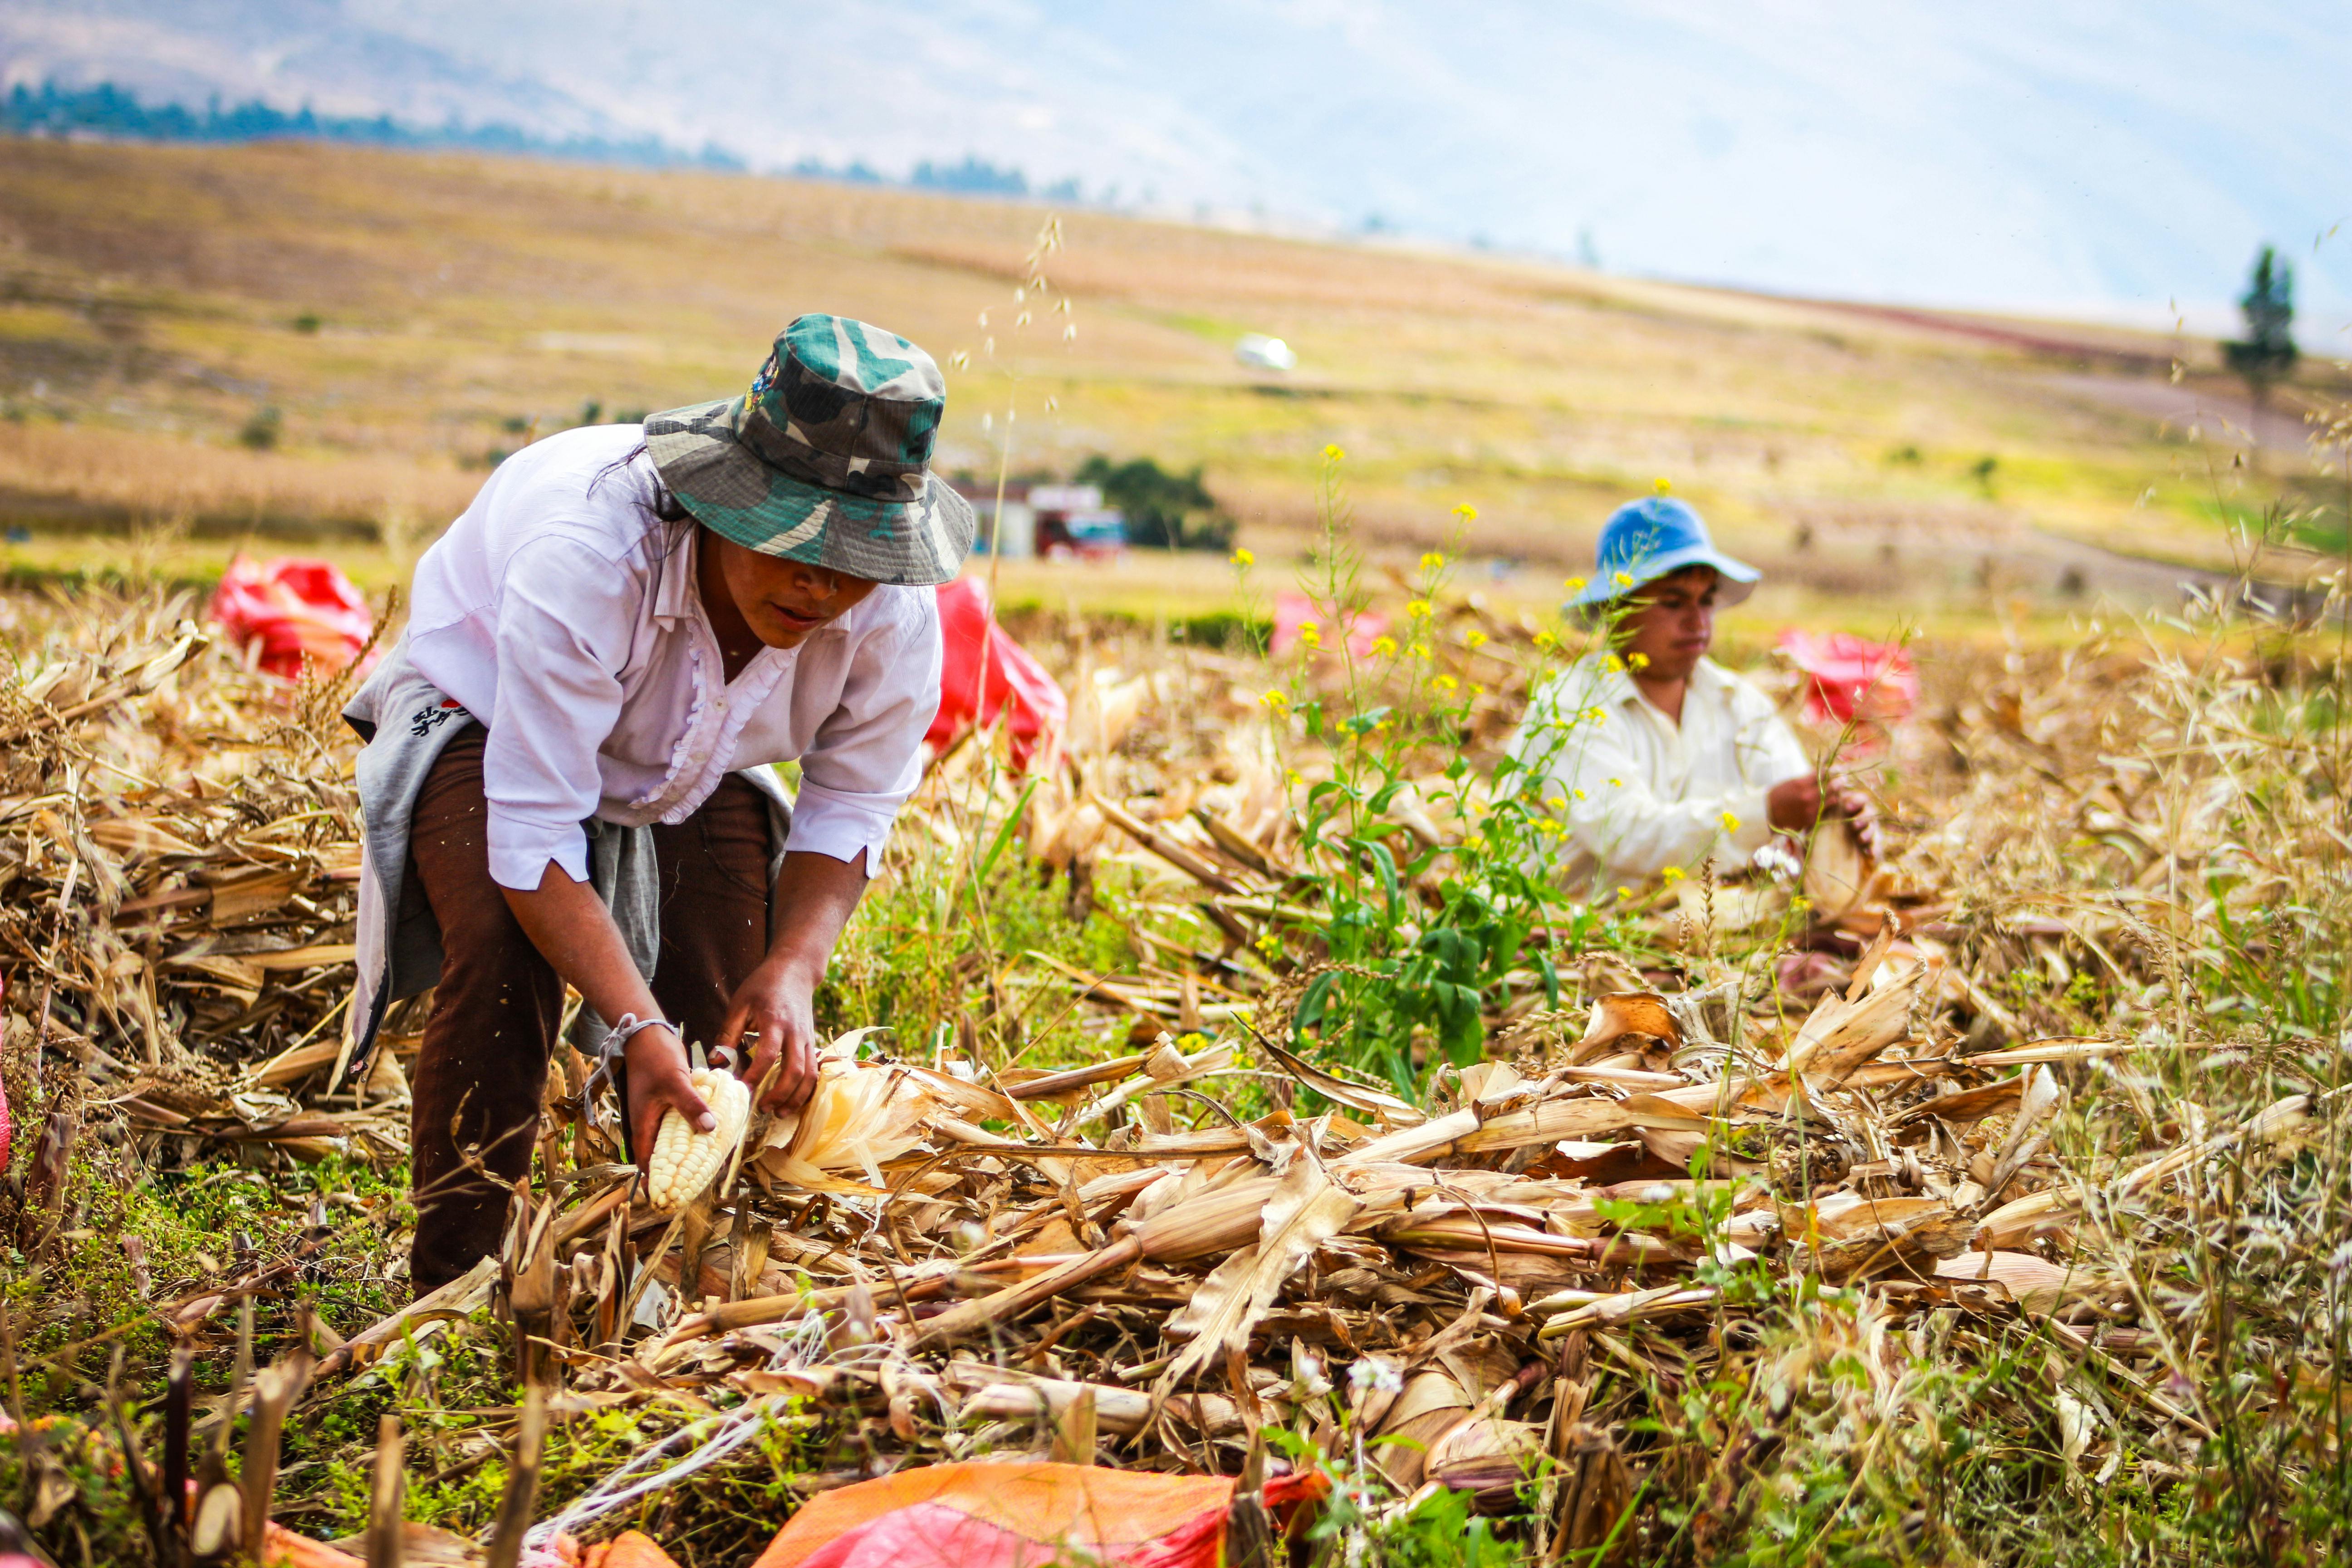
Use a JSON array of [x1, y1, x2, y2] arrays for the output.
[[480, 537, 634, 891], [786, 595, 943, 874]]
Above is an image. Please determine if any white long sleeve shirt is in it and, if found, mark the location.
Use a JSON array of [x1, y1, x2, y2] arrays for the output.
[[402, 424, 942, 891], [1507, 654, 1812, 889]]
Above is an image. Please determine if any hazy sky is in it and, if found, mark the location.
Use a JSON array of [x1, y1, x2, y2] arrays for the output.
[[7, 0, 2347, 331]]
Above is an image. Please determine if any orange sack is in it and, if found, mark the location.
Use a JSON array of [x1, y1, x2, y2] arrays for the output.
[[752, 1462, 1318, 1568]]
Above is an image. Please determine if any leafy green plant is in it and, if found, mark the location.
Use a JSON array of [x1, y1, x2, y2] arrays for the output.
[[1238, 447, 1659, 1095]]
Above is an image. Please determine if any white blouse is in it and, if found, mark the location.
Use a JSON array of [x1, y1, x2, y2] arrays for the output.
[[401, 424, 942, 892], [1508, 654, 1813, 887]]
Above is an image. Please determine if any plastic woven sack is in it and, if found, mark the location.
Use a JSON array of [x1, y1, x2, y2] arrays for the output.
[[1776, 630, 1918, 729], [207, 555, 377, 681], [926, 577, 1069, 772], [750, 1462, 1279, 1568]]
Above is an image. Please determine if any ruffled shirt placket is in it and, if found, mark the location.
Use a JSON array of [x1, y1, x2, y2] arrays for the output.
[[625, 534, 803, 827]]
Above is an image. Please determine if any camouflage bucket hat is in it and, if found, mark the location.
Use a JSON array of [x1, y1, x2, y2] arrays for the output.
[[643, 315, 976, 586]]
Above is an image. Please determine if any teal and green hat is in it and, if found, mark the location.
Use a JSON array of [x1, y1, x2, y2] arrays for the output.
[[644, 315, 976, 586]]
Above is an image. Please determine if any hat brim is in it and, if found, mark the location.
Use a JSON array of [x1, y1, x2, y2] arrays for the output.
[[1570, 546, 1759, 612], [643, 398, 975, 588]]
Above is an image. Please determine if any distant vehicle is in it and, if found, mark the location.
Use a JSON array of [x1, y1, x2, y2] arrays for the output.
[[1235, 334, 1297, 372], [1029, 484, 1127, 559]]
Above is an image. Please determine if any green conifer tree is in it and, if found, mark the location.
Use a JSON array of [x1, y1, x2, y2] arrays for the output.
[[2224, 246, 2298, 466]]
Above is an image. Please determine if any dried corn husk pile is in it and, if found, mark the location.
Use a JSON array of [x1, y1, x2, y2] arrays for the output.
[[6, 587, 2340, 1565], [469, 916, 2287, 1562], [0, 588, 401, 1229]]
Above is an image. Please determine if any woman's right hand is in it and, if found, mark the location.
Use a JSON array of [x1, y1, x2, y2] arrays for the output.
[[624, 1024, 713, 1168]]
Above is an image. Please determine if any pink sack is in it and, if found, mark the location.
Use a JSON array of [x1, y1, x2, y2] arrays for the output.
[[207, 556, 377, 681], [1776, 630, 1918, 729], [926, 577, 1069, 772], [1269, 590, 1390, 658]]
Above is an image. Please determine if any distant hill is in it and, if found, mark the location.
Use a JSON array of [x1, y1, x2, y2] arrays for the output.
[[2, 0, 2347, 323]]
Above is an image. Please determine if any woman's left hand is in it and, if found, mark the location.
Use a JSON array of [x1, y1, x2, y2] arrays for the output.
[[719, 956, 821, 1114]]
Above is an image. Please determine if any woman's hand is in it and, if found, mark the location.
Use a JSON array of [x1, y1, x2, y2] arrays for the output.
[[624, 1024, 711, 1167], [718, 955, 821, 1115]]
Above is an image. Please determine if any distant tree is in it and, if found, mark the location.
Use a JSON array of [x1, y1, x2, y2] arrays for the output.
[[2224, 246, 2298, 443], [1075, 455, 1234, 551]]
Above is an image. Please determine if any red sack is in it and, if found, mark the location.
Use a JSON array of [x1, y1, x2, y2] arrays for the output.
[[750, 1462, 1320, 1568], [1776, 630, 1918, 729], [926, 577, 1068, 772], [207, 555, 377, 681]]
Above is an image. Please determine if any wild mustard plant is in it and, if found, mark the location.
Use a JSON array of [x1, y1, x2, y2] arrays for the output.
[[1244, 446, 1658, 1097]]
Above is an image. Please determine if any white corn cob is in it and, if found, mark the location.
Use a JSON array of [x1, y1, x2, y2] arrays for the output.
[[646, 1068, 751, 1213]]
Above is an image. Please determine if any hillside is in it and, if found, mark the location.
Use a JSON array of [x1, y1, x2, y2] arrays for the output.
[[0, 137, 2334, 620]]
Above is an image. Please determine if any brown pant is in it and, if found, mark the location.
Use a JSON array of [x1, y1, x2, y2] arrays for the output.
[[406, 727, 774, 1292]]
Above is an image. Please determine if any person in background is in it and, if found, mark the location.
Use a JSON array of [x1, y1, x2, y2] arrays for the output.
[[1507, 494, 1876, 893], [343, 315, 974, 1293]]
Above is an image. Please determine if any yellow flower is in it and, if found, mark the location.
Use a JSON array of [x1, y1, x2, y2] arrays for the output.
[[1626, 652, 1649, 671], [1607, 777, 1623, 788], [1452, 502, 1478, 522], [1538, 816, 1562, 833], [1406, 599, 1433, 620], [1260, 689, 1289, 710], [1564, 576, 1587, 593], [1255, 930, 1283, 957], [1573, 788, 1588, 801], [1532, 630, 1557, 650], [1720, 810, 1742, 834], [1285, 769, 1304, 789], [1604, 653, 1624, 673], [1421, 551, 1446, 573], [1661, 865, 1686, 882], [1324, 443, 1346, 462], [1371, 635, 1397, 657], [1613, 570, 1634, 588], [1298, 621, 1322, 649], [1435, 675, 1459, 693], [1546, 795, 1567, 810], [1230, 547, 1255, 568], [1464, 629, 1487, 650], [1408, 641, 1432, 660], [1789, 895, 1812, 913], [1654, 477, 1672, 494], [1585, 706, 1608, 724], [1615, 885, 1633, 900]]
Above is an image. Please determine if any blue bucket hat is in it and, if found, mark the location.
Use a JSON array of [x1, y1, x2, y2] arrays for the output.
[[1570, 495, 1759, 609]]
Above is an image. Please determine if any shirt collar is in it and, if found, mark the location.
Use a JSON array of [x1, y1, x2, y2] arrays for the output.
[[1583, 653, 1730, 713]]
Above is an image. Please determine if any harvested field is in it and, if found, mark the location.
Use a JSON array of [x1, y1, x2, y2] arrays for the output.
[[1, 480, 2349, 1566]]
